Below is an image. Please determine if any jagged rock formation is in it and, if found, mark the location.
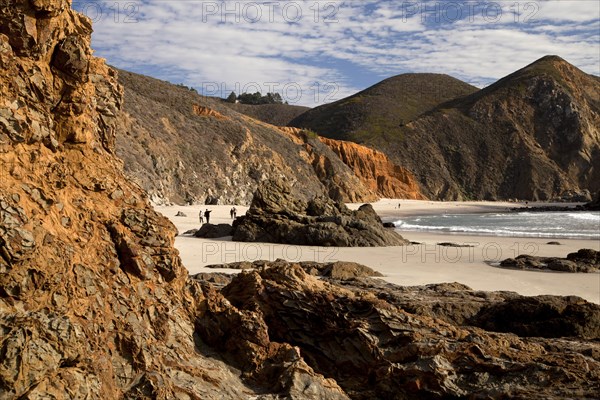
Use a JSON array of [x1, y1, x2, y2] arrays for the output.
[[193, 261, 600, 399], [500, 249, 599, 273], [114, 69, 377, 205], [291, 59, 600, 201], [0, 2, 347, 398], [280, 127, 425, 200], [232, 178, 408, 246]]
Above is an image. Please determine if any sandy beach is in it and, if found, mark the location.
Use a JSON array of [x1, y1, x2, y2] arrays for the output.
[[155, 199, 600, 304]]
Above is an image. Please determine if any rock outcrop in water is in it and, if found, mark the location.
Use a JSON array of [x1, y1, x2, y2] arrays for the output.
[[232, 178, 409, 246], [587, 191, 600, 210]]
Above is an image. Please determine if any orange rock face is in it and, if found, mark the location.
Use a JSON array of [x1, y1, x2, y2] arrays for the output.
[[319, 137, 426, 200], [279, 128, 426, 200], [192, 104, 226, 119]]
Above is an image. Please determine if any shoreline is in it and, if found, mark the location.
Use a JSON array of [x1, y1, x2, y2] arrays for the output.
[[358, 198, 589, 219], [155, 200, 600, 304]]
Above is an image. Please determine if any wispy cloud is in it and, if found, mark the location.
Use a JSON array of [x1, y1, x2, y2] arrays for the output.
[[74, 0, 600, 106]]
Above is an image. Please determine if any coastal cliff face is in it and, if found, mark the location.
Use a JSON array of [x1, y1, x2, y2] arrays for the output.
[[114, 69, 377, 205], [319, 137, 425, 200], [290, 59, 600, 201], [278, 127, 425, 200], [0, 2, 343, 398]]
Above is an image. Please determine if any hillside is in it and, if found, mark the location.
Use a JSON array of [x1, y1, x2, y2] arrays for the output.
[[114, 69, 378, 204], [291, 57, 600, 200], [223, 102, 309, 126], [290, 73, 478, 142], [115, 69, 425, 204]]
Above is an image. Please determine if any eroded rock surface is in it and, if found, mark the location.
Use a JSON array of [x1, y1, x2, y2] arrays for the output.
[[193, 261, 600, 399], [500, 249, 599, 272], [232, 178, 409, 246], [279, 127, 426, 200], [0, 2, 346, 398]]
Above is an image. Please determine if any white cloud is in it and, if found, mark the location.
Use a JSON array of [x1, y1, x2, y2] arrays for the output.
[[76, 0, 600, 106]]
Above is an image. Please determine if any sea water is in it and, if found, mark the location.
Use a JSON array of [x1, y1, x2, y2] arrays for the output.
[[392, 211, 600, 240]]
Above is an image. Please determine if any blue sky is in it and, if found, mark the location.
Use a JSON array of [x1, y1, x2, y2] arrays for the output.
[[73, 1, 600, 106]]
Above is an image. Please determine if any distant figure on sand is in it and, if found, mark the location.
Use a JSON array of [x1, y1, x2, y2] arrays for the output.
[[230, 207, 237, 219], [198, 210, 204, 224], [204, 209, 212, 224]]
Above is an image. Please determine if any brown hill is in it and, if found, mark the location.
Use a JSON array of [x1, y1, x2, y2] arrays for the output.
[[223, 102, 309, 126], [115, 69, 427, 204], [291, 57, 600, 201], [290, 73, 478, 142], [114, 68, 377, 204]]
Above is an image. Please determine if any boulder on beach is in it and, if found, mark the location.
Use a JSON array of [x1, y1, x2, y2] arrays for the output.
[[500, 249, 599, 273], [231, 178, 409, 246], [194, 223, 234, 238]]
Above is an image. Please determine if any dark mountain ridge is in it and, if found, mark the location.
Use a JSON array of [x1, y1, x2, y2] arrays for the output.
[[291, 73, 478, 143], [291, 56, 600, 201], [223, 102, 309, 126], [114, 68, 426, 204]]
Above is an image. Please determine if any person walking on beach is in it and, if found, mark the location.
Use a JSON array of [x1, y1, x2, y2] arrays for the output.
[[230, 207, 237, 219], [198, 210, 204, 224], [204, 209, 212, 224]]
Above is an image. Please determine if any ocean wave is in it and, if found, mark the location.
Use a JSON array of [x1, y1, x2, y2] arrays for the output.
[[392, 212, 599, 239], [566, 213, 600, 221], [395, 223, 598, 239]]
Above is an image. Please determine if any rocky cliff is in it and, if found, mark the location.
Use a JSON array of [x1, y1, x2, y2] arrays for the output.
[[2, 3, 599, 399], [279, 127, 425, 200], [114, 69, 377, 205], [291, 59, 600, 200], [319, 137, 425, 200], [0, 2, 344, 398]]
